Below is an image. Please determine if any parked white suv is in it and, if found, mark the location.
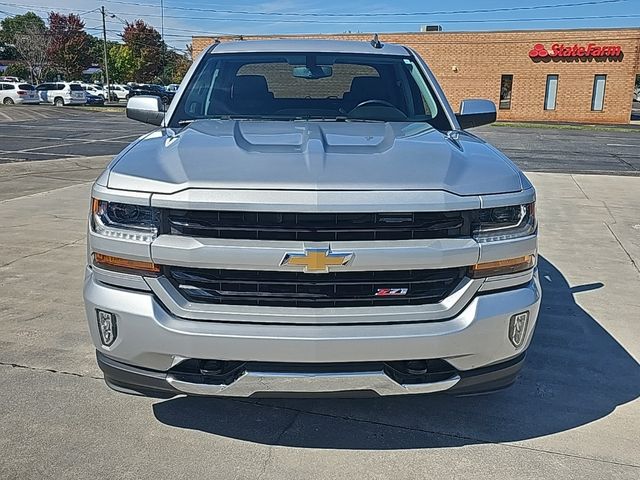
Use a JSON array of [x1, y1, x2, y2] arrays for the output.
[[35, 82, 86, 106], [83, 84, 106, 99], [1, 82, 40, 104], [105, 84, 130, 101]]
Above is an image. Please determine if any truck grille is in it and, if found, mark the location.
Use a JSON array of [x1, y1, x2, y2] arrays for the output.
[[166, 210, 470, 241], [166, 266, 466, 308]]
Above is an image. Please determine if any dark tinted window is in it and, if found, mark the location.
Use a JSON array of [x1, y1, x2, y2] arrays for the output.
[[499, 75, 513, 110], [172, 52, 448, 129], [36, 84, 47, 90], [18, 84, 34, 90], [69, 84, 83, 91], [2, 83, 15, 90]]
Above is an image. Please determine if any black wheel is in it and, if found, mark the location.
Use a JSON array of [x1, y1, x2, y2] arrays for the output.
[[2, 97, 14, 105], [53, 97, 64, 107]]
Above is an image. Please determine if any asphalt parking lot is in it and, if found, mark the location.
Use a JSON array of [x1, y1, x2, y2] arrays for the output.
[[0, 106, 151, 163], [0, 105, 639, 479], [0, 105, 639, 175]]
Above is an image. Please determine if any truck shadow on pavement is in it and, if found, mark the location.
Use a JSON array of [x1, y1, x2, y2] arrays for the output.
[[152, 257, 640, 449]]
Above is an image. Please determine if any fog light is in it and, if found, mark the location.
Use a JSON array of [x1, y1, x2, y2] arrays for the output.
[[97, 310, 117, 346], [509, 312, 529, 348]]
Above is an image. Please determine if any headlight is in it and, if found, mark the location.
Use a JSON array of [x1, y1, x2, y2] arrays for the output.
[[473, 203, 536, 243], [91, 199, 160, 243]]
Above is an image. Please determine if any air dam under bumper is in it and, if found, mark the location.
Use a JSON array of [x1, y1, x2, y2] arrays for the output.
[[85, 269, 540, 397]]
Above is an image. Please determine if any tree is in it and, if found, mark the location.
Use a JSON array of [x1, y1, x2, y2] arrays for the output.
[[0, 41, 18, 61], [122, 20, 164, 83], [108, 44, 136, 83], [163, 50, 190, 84], [14, 25, 51, 83], [47, 12, 91, 80], [0, 12, 45, 44], [0, 12, 48, 82]]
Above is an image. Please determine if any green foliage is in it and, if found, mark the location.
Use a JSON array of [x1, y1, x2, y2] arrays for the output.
[[108, 44, 136, 83], [0, 12, 192, 86], [4, 62, 30, 80], [0, 42, 18, 60], [0, 12, 46, 43], [162, 50, 191, 84], [122, 20, 164, 83]]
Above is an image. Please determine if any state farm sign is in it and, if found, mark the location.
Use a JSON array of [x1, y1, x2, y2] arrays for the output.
[[529, 43, 622, 59]]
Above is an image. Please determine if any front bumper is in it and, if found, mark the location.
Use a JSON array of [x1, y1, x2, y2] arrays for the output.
[[98, 349, 527, 398], [84, 268, 540, 397]]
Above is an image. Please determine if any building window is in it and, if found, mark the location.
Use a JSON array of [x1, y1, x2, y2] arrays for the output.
[[591, 75, 607, 111], [544, 75, 558, 111], [499, 75, 513, 110]]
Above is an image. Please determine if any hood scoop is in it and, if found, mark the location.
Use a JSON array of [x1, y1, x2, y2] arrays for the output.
[[229, 120, 396, 154]]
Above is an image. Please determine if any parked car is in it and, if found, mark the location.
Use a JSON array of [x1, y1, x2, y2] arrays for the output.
[[86, 39, 539, 398], [83, 84, 106, 99], [0, 76, 21, 83], [105, 84, 130, 101], [127, 83, 174, 105], [1, 82, 40, 104], [35, 82, 86, 106], [84, 91, 105, 105], [165, 83, 180, 93]]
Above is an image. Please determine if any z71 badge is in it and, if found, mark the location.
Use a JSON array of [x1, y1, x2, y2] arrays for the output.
[[375, 288, 409, 297]]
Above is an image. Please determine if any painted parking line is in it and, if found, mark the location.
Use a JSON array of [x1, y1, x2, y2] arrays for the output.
[[5, 133, 142, 154], [0, 133, 140, 143], [606, 143, 638, 147], [0, 124, 142, 134], [0, 149, 83, 157]]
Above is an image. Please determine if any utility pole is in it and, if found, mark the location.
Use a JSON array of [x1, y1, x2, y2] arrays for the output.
[[101, 6, 111, 102], [161, 0, 166, 85]]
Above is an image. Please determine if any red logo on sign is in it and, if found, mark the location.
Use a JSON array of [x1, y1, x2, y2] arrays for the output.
[[529, 43, 549, 58], [529, 43, 622, 59]]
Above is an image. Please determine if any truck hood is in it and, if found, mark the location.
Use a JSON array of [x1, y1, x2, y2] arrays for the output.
[[107, 120, 522, 195]]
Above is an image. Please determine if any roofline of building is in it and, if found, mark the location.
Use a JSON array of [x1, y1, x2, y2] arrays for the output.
[[193, 26, 640, 40]]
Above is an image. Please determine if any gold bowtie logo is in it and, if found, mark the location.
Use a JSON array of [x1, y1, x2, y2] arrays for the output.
[[280, 248, 354, 273]]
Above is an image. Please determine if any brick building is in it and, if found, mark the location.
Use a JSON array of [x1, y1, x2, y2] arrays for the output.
[[192, 28, 640, 124]]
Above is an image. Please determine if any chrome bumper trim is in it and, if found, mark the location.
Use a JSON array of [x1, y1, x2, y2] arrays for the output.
[[166, 370, 461, 397], [147, 274, 479, 325]]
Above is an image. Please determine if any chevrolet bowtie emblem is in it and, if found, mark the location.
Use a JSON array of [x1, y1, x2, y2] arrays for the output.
[[280, 248, 354, 273]]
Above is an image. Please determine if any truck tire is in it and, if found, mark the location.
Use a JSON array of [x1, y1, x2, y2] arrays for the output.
[[54, 97, 65, 107]]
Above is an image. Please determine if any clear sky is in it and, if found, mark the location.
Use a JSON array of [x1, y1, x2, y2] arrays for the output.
[[0, 0, 638, 52]]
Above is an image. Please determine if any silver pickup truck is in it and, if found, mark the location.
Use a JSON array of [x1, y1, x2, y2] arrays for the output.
[[84, 39, 540, 398]]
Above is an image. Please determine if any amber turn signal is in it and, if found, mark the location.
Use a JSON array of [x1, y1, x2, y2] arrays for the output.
[[93, 253, 160, 274], [469, 255, 535, 278]]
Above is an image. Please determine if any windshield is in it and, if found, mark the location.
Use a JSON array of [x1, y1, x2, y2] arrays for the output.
[[171, 52, 449, 128]]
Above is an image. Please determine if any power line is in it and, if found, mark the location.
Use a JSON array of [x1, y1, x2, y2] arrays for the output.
[[72, 11, 640, 24], [99, 0, 630, 17]]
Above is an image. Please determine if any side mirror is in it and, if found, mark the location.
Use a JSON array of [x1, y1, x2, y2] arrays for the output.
[[126, 95, 164, 126], [456, 99, 497, 129]]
